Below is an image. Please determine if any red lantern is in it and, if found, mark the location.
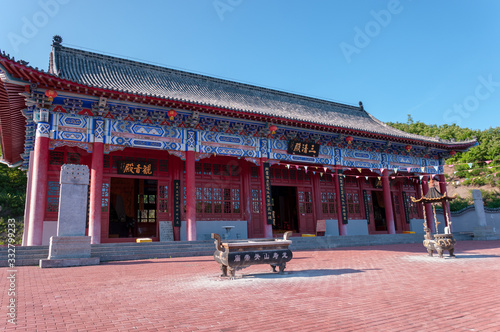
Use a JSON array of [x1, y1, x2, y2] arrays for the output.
[[269, 125, 277, 134], [167, 109, 177, 120], [24, 85, 31, 93], [45, 89, 57, 101], [450, 150, 456, 156], [345, 136, 353, 144], [405, 145, 412, 152]]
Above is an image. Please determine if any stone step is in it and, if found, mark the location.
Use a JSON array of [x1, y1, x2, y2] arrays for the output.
[[93, 251, 214, 262], [92, 244, 214, 252], [91, 248, 214, 257], [93, 241, 212, 248]]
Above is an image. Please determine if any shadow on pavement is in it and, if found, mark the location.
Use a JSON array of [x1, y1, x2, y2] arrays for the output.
[[241, 268, 378, 279]]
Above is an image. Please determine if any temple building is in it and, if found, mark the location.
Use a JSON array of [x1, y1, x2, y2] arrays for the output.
[[0, 36, 477, 245]]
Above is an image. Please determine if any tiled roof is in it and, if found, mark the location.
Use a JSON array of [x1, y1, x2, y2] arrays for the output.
[[49, 43, 473, 147]]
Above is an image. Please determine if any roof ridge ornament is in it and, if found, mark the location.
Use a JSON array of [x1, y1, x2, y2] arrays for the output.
[[52, 35, 63, 49]]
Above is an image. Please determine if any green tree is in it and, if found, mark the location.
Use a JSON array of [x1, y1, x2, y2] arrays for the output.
[[0, 149, 27, 244]]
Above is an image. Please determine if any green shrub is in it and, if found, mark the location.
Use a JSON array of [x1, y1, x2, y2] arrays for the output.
[[462, 179, 472, 186], [471, 177, 486, 186], [470, 169, 482, 176], [449, 197, 472, 211]]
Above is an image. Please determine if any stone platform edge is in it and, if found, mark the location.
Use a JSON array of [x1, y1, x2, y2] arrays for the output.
[[39, 257, 100, 268]]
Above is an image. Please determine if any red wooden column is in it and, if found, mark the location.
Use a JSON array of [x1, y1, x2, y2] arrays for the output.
[[312, 171, 322, 231], [88, 141, 103, 244], [421, 176, 435, 233], [439, 176, 451, 231], [22, 151, 35, 246], [382, 170, 396, 234], [334, 167, 347, 236], [185, 150, 196, 241], [240, 161, 252, 238], [259, 159, 273, 238], [27, 117, 50, 246]]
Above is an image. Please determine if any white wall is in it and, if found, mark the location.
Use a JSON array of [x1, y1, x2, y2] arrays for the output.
[[346, 219, 369, 236], [325, 219, 339, 236], [435, 208, 500, 233]]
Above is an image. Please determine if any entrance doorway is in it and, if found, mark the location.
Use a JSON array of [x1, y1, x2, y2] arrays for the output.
[[109, 178, 158, 238], [271, 186, 299, 234], [371, 191, 387, 232]]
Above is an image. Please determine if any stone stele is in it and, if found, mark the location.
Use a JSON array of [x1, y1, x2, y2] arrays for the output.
[[40, 164, 100, 268]]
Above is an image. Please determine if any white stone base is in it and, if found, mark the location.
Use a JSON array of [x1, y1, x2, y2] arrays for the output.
[[40, 236, 99, 268], [48, 236, 91, 259]]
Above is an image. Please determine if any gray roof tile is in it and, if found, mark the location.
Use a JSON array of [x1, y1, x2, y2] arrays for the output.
[[49, 45, 475, 147]]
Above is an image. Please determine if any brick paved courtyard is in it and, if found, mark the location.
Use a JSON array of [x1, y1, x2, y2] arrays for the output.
[[2, 240, 500, 331]]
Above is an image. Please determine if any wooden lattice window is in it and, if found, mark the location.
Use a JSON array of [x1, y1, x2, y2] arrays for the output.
[[232, 188, 241, 213], [298, 190, 313, 214], [346, 191, 362, 218], [250, 167, 259, 178], [321, 191, 337, 217], [251, 189, 261, 213], [195, 183, 241, 218], [46, 181, 60, 212], [103, 155, 110, 169], [159, 159, 168, 173], [345, 176, 358, 187], [297, 170, 304, 181], [112, 156, 122, 169], [67, 152, 81, 164], [49, 151, 64, 166], [195, 162, 202, 175], [231, 165, 240, 177], [222, 165, 230, 177], [213, 164, 221, 176], [203, 163, 211, 175]]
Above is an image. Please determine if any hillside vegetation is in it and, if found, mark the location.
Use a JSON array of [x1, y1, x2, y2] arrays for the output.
[[387, 115, 500, 210]]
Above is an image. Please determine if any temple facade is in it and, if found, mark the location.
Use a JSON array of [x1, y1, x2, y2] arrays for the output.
[[0, 37, 477, 245]]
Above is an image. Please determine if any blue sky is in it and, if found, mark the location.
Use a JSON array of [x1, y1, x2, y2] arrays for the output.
[[1, 0, 499, 130]]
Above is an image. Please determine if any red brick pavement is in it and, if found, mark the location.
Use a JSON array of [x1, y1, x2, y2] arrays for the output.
[[2, 240, 500, 331]]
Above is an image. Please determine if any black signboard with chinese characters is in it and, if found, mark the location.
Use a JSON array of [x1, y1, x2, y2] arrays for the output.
[[173, 180, 181, 227], [263, 163, 273, 225], [118, 161, 153, 176], [363, 190, 371, 224], [338, 172, 348, 224], [402, 191, 410, 224], [227, 249, 292, 268], [287, 140, 320, 157]]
